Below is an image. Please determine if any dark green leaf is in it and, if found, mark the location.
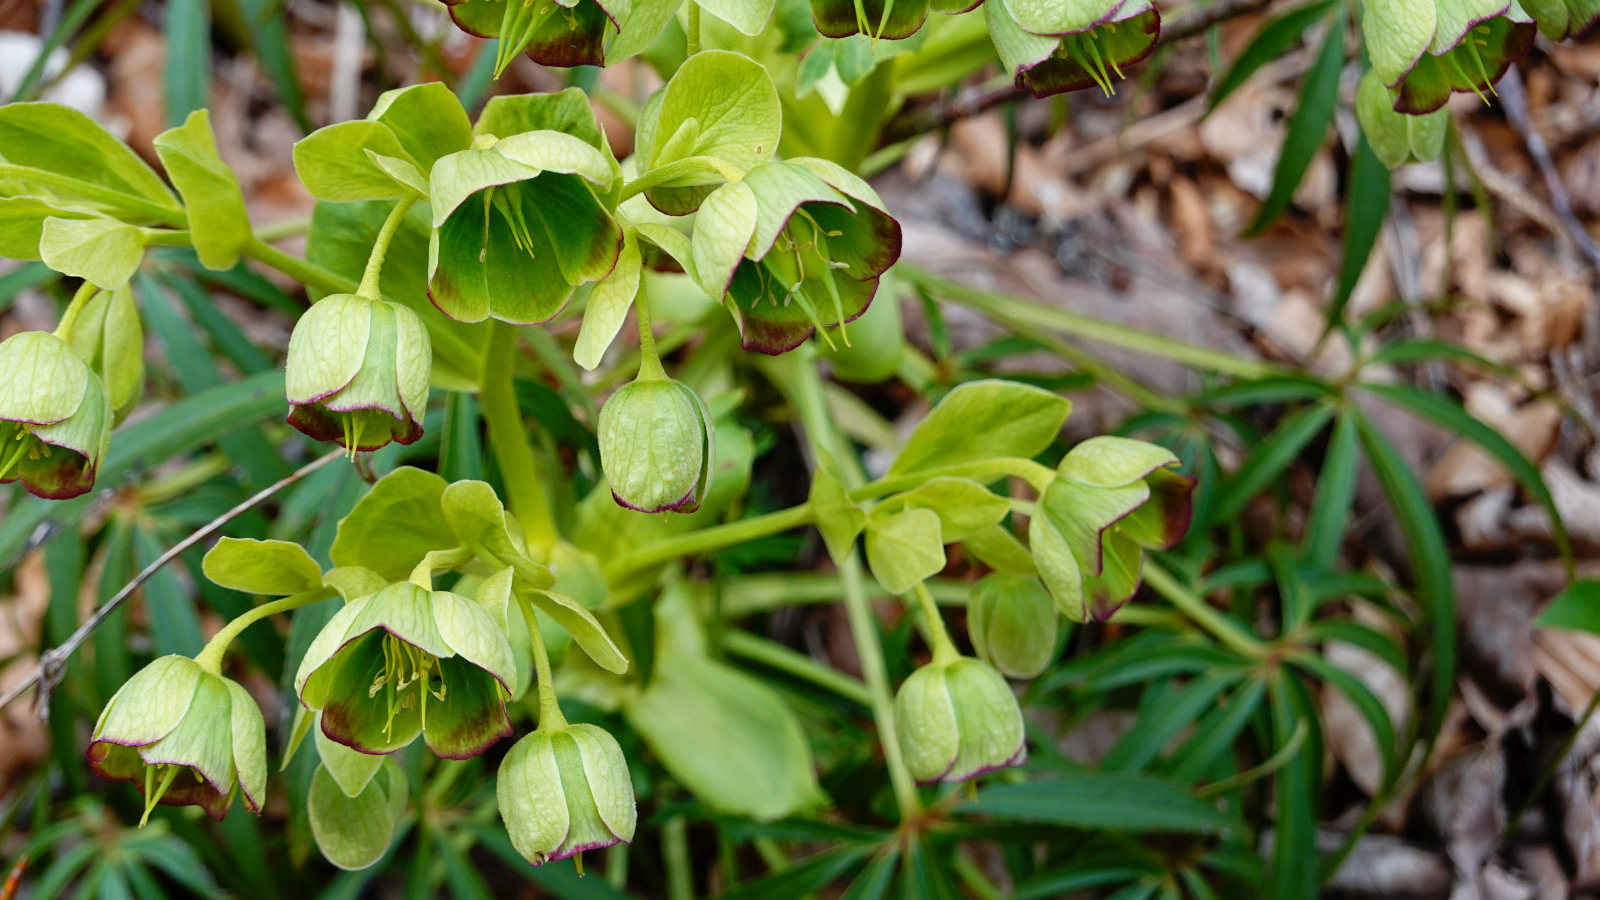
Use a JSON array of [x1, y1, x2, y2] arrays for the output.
[[1245, 15, 1345, 234], [1202, 403, 1333, 530], [1325, 134, 1391, 333], [1302, 409, 1359, 570], [1533, 579, 1600, 633], [164, 0, 211, 125], [1102, 670, 1244, 773], [959, 771, 1235, 834], [1209, 0, 1338, 110]]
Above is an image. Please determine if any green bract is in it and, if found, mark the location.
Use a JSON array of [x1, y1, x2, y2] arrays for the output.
[[295, 582, 517, 758], [497, 723, 637, 865], [1030, 436, 1195, 621], [284, 293, 431, 453], [0, 331, 112, 499], [987, 0, 1162, 97], [893, 656, 1026, 783], [1356, 69, 1448, 170], [88, 655, 267, 823], [446, 0, 625, 69], [598, 377, 715, 513], [689, 158, 901, 353], [58, 285, 144, 418], [969, 573, 1060, 679], [427, 132, 622, 325], [1361, 0, 1535, 114]]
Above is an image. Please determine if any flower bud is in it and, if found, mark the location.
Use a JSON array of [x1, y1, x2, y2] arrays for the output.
[[893, 656, 1026, 782], [969, 574, 1059, 680], [598, 377, 714, 513], [1356, 69, 1447, 169], [497, 723, 637, 866], [88, 655, 267, 823], [284, 293, 430, 454], [0, 330, 112, 499]]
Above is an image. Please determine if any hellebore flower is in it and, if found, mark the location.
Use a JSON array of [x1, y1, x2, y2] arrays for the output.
[[969, 574, 1060, 679], [0, 330, 111, 499], [689, 158, 901, 354], [1356, 69, 1448, 169], [88, 655, 267, 823], [284, 294, 431, 454], [444, 0, 623, 70], [986, 0, 1161, 97], [1030, 436, 1195, 622], [894, 655, 1026, 783], [597, 375, 714, 513], [295, 582, 517, 758], [428, 132, 622, 325], [497, 723, 637, 866], [1361, 0, 1535, 114]]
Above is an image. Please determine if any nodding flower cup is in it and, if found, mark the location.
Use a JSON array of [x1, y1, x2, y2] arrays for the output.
[[598, 376, 715, 514], [498, 723, 637, 865], [0, 330, 112, 499]]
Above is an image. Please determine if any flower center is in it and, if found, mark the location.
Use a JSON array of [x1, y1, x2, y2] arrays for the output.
[[367, 634, 449, 737], [0, 422, 47, 482], [141, 762, 203, 826]]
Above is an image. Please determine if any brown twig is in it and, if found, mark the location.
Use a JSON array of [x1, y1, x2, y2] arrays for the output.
[[0, 450, 342, 718], [1496, 66, 1600, 273], [882, 0, 1279, 141]]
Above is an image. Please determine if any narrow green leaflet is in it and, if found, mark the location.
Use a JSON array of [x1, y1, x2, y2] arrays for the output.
[[1244, 14, 1344, 235], [1532, 579, 1600, 633], [864, 506, 945, 594], [574, 230, 641, 370], [1301, 409, 1358, 570], [154, 110, 253, 270], [1327, 135, 1391, 333], [1209, 0, 1339, 110], [1202, 403, 1333, 530], [889, 379, 1071, 476], [960, 771, 1235, 833]]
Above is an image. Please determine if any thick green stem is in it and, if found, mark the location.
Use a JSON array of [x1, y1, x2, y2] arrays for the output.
[[772, 348, 921, 818], [898, 264, 1283, 381], [244, 238, 349, 297], [686, 2, 702, 55], [635, 286, 666, 381], [911, 583, 959, 663], [518, 592, 567, 729], [1142, 562, 1269, 658], [357, 196, 417, 300], [604, 505, 814, 582], [482, 321, 558, 550], [194, 589, 333, 673], [52, 281, 99, 338], [850, 457, 1056, 500]]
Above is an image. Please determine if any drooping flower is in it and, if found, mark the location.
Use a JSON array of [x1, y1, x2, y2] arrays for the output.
[[427, 132, 622, 325], [284, 293, 431, 454], [497, 722, 637, 865], [444, 0, 624, 70], [1356, 69, 1448, 169], [295, 582, 517, 758], [894, 655, 1027, 783], [986, 0, 1161, 97], [1361, 0, 1535, 114], [88, 656, 267, 822], [598, 376, 715, 513], [1030, 436, 1195, 621], [1520, 0, 1600, 40], [0, 330, 112, 499], [969, 574, 1060, 679], [688, 158, 901, 354]]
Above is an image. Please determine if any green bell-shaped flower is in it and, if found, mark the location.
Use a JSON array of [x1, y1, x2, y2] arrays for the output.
[[1030, 436, 1195, 622], [427, 132, 622, 325], [88, 655, 267, 823], [1361, 0, 1535, 114], [689, 158, 901, 354], [986, 0, 1161, 97], [969, 573, 1059, 679], [893, 655, 1026, 783], [445, 0, 624, 70], [295, 582, 517, 758], [0, 330, 112, 499], [1356, 69, 1448, 169], [284, 293, 431, 454], [598, 375, 714, 513], [497, 722, 637, 866]]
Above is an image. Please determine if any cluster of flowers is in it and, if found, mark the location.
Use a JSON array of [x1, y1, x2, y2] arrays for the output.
[[892, 436, 1194, 782], [1358, 0, 1597, 168], [88, 480, 636, 868], [441, 0, 1162, 98]]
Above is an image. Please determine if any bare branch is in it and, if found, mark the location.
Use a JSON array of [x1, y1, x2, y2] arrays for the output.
[[0, 450, 342, 716]]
